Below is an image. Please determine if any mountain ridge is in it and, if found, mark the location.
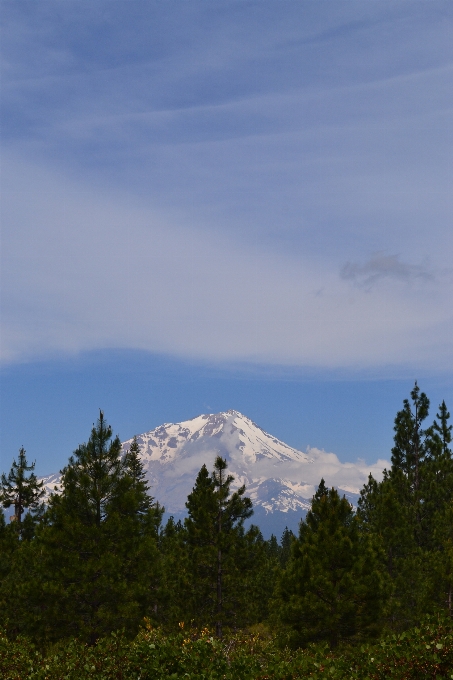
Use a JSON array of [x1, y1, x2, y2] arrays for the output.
[[41, 410, 388, 536], [120, 410, 387, 534]]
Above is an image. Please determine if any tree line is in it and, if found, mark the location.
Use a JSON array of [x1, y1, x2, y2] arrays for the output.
[[0, 383, 452, 651]]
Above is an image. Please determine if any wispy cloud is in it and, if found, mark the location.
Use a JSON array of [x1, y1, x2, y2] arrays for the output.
[[1, 2, 452, 372], [341, 253, 434, 289], [1, 153, 451, 372]]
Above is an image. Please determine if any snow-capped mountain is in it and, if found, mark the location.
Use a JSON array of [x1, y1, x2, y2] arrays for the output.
[[39, 410, 388, 537], [121, 410, 388, 536]]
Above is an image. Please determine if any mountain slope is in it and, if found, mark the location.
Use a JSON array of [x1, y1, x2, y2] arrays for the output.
[[121, 410, 387, 534]]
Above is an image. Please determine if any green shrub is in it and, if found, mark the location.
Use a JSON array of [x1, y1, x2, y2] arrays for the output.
[[1, 617, 453, 679]]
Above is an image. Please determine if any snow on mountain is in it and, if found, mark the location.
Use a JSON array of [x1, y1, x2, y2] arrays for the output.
[[38, 410, 388, 537], [122, 410, 388, 531], [40, 472, 62, 497]]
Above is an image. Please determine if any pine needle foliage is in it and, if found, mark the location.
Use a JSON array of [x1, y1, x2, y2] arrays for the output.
[[17, 412, 162, 645], [0, 447, 44, 536], [185, 456, 254, 636], [276, 480, 387, 649]]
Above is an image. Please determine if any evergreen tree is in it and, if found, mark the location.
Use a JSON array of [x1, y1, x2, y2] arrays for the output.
[[185, 456, 253, 636], [265, 534, 281, 562], [0, 513, 20, 623], [276, 480, 387, 649], [280, 527, 295, 568], [433, 401, 453, 456], [431, 500, 453, 617], [357, 389, 453, 629], [391, 382, 430, 494], [211, 456, 254, 637], [424, 401, 453, 523], [357, 471, 427, 630], [0, 447, 44, 536], [185, 463, 217, 628], [22, 412, 162, 644], [158, 516, 191, 628], [423, 402, 453, 616], [123, 436, 153, 512], [0, 449, 45, 633], [249, 530, 282, 624]]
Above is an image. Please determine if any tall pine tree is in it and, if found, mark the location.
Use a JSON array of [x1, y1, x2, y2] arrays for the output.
[[358, 386, 453, 629], [185, 456, 253, 636], [24, 412, 162, 644], [424, 402, 453, 616], [0, 447, 44, 537], [276, 480, 387, 649], [158, 516, 191, 628]]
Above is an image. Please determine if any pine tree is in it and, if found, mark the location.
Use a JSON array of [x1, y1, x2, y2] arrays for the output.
[[27, 412, 162, 644], [357, 389, 453, 629], [211, 456, 253, 637], [423, 402, 453, 616], [279, 527, 295, 567], [265, 534, 281, 562], [276, 480, 387, 649], [158, 516, 191, 628], [0, 513, 20, 626], [357, 471, 426, 630], [388, 382, 432, 545], [432, 500, 453, 617], [424, 401, 453, 519], [185, 456, 253, 636], [387, 384, 435, 622], [0, 447, 45, 536], [184, 463, 217, 628], [248, 530, 282, 625], [0, 448, 47, 637], [391, 381, 430, 497], [123, 436, 153, 511], [433, 401, 453, 456]]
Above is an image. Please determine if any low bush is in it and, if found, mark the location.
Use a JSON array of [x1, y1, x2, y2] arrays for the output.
[[1, 617, 453, 680]]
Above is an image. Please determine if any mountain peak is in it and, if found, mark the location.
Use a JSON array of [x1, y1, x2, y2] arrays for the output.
[[41, 410, 387, 538], [121, 410, 386, 534], [123, 409, 312, 468]]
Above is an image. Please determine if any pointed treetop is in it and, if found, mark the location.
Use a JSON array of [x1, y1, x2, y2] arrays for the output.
[[313, 478, 328, 502], [433, 401, 452, 456], [0, 447, 45, 528], [123, 435, 154, 511]]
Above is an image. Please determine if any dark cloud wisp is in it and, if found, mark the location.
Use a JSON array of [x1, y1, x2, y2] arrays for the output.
[[341, 253, 434, 289]]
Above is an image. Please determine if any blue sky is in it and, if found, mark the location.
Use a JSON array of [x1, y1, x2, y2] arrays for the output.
[[1, 1, 452, 476]]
